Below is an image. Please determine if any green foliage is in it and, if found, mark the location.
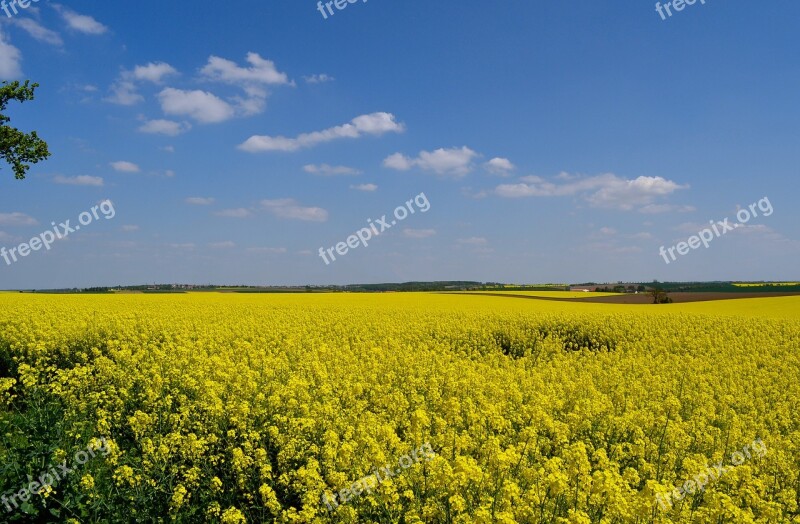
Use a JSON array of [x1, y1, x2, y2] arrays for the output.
[[0, 81, 51, 181]]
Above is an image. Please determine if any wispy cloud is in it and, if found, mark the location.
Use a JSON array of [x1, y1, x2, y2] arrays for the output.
[[303, 73, 334, 84], [10, 18, 63, 46], [138, 119, 191, 136], [239, 112, 404, 152], [110, 161, 140, 173], [54, 175, 104, 187], [261, 199, 328, 222], [495, 173, 689, 212], [53, 4, 109, 35], [403, 228, 436, 239], [351, 183, 378, 192], [303, 164, 361, 176], [0, 212, 37, 226]]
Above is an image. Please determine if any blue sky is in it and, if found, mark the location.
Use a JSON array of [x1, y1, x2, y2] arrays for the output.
[[0, 0, 798, 288]]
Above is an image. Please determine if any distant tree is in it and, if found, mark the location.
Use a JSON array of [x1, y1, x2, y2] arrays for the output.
[[637, 285, 646, 292], [650, 287, 673, 304], [1, 81, 50, 180]]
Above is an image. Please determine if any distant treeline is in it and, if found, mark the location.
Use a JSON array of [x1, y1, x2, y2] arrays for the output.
[[20, 281, 799, 294]]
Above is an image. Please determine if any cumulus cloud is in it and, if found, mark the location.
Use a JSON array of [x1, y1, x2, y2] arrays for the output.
[[261, 199, 328, 222], [110, 161, 140, 173], [0, 212, 37, 226], [383, 146, 478, 177], [403, 228, 436, 239], [158, 88, 235, 124], [138, 119, 191, 136], [495, 173, 689, 211], [105, 62, 177, 105], [484, 157, 515, 176], [197, 53, 292, 118], [201, 53, 290, 86], [53, 175, 104, 187], [185, 197, 215, 205], [303, 164, 361, 176], [0, 29, 22, 79], [239, 112, 404, 152], [132, 62, 178, 83], [351, 183, 377, 192], [53, 5, 109, 35]]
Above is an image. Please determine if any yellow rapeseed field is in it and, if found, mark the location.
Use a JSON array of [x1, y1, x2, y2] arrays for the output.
[[1, 293, 799, 523]]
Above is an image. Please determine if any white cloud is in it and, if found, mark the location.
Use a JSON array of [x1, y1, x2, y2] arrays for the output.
[[201, 53, 290, 86], [0, 28, 22, 79], [261, 199, 328, 222], [303, 164, 361, 176], [105, 62, 177, 105], [160, 145, 175, 153], [0, 212, 37, 226], [403, 228, 437, 239], [105, 80, 142, 105], [198, 53, 292, 119], [110, 161, 140, 173], [157, 88, 235, 124], [53, 5, 108, 35], [484, 157, 515, 176], [138, 119, 191, 136], [214, 208, 253, 218], [639, 204, 695, 214], [185, 197, 215, 205], [10, 18, 63, 46], [383, 146, 478, 177], [383, 153, 414, 171], [351, 183, 377, 192], [495, 173, 689, 211], [599, 227, 616, 236], [239, 112, 404, 152], [121, 225, 140, 232], [54, 175, 104, 187], [169, 243, 196, 249], [304, 74, 334, 84], [586, 176, 687, 210], [132, 62, 177, 83]]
